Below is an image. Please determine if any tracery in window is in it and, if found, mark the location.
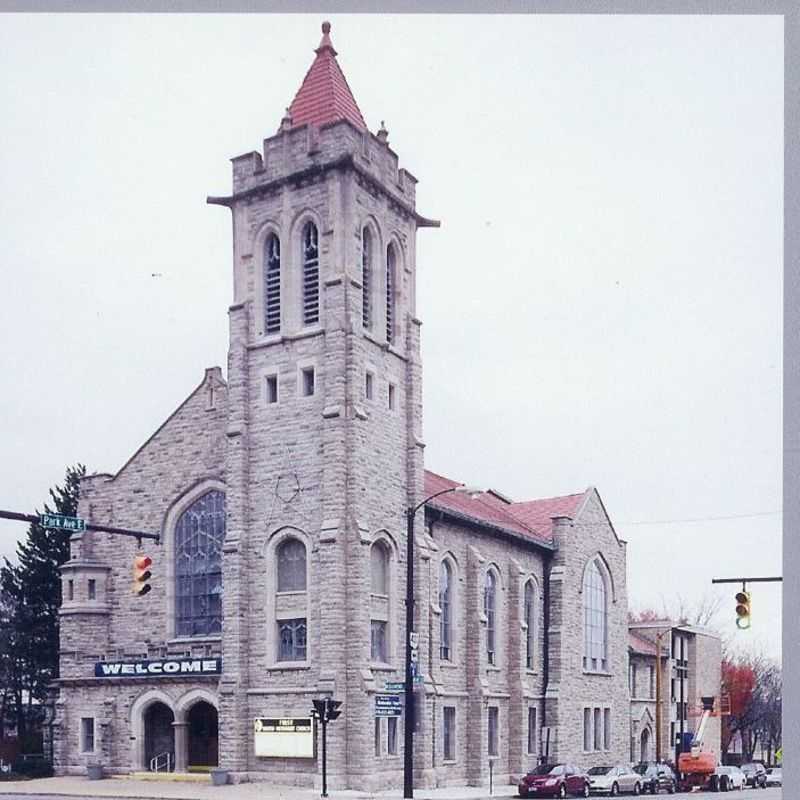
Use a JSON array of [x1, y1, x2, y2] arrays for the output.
[[278, 618, 307, 661], [484, 569, 497, 665], [175, 490, 225, 637], [362, 227, 372, 330], [583, 560, 607, 671], [302, 221, 320, 325], [264, 233, 281, 334], [274, 536, 308, 662], [439, 560, 452, 660]]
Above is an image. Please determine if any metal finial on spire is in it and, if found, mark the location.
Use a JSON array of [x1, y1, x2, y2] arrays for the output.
[[316, 20, 336, 55], [322, 21, 331, 34]]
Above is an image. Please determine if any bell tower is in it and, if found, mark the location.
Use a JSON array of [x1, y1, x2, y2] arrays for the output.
[[208, 22, 438, 787]]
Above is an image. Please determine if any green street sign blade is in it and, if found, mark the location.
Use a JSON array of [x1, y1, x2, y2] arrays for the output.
[[39, 513, 86, 532]]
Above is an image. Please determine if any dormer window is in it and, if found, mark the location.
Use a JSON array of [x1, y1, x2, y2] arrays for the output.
[[264, 234, 281, 334], [302, 222, 320, 325]]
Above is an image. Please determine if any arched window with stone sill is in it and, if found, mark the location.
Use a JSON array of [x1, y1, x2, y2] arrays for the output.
[[439, 559, 453, 661], [264, 233, 281, 334], [302, 221, 320, 326], [174, 490, 225, 638], [582, 558, 608, 671], [275, 537, 308, 661], [484, 568, 499, 666], [370, 539, 391, 663], [524, 579, 536, 670]]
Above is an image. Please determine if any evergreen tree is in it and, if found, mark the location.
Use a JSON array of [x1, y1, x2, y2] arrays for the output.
[[0, 464, 85, 745]]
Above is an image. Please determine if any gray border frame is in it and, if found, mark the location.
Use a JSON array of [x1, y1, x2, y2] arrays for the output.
[[0, 0, 795, 787]]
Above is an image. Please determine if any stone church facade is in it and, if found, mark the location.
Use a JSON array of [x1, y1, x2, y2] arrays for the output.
[[53, 23, 631, 790]]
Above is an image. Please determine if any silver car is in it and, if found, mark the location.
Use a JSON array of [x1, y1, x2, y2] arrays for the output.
[[587, 765, 642, 796], [713, 765, 746, 791]]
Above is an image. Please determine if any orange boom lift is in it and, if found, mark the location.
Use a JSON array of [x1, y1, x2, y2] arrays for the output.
[[678, 696, 718, 791]]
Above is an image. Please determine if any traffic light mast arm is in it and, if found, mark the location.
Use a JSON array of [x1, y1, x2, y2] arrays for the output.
[[711, 576, 783, 583], [0, 510, 160, 543]]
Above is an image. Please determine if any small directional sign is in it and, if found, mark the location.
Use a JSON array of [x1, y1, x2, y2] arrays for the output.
[[385, 681, 405, 693], [410, 631, 419, 649], [410, 648, 419, 663], [375, 694, 402, 717], [40, 513, 85, 532]]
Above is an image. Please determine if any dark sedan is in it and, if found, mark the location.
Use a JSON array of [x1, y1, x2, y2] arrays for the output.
[[519, 763, 590, 798], [632, 762, 676, 794]]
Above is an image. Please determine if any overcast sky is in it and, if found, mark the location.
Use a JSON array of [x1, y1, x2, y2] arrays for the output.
[[0, 13, 783, 659]]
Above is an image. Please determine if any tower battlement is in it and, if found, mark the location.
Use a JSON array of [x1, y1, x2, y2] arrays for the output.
[[229, 120, 417, 209]]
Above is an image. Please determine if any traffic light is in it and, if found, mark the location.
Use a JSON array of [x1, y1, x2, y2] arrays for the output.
[[132, 554, 152, 597], [735, 589, 751, 629], [325, 699, 342, 721]]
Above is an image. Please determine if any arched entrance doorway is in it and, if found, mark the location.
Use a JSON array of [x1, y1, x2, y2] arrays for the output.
[[187, 701, 218, 769], [640, 727, 651, 763], [144, 702, 175, 771]]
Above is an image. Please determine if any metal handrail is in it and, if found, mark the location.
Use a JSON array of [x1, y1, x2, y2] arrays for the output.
[[149, 752, 171, 773]]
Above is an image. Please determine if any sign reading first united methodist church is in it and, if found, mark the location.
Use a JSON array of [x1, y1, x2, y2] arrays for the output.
[[94, 657, 222, 678]]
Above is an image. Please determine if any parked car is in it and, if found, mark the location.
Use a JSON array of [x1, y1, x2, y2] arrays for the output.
[[712, 765, 746, 791], [586, 764, 642, 795], [765, 767, 782, 787], [632, 762, 676, 794], [741, 762, 768, 788], [518, 763, 590, 798]]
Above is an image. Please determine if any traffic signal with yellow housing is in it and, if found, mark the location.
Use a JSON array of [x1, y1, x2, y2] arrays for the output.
[[132, 554, 153, 597], [735, 589, 751, 629]]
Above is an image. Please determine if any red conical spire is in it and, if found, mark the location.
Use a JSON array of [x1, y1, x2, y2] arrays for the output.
[[284, 21, 368, 132]]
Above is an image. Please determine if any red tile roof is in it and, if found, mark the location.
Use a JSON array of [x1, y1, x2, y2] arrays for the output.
[[423, 470, 584, 546], [285, 22, 367, 132]]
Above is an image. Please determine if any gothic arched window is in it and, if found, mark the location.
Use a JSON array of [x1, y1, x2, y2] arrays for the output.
[[302, 221, 320, 325], [484, 569, 497, 665], [370, 540, 391, 662], [524, 580, 535, 670], [362, 227, 372, 330], [583, 560, 608, 671], [275, 537, 307, 661], [386, 243, 396, 345], [174, 490, 225, 637], [276, 538, 307, 592], [439, 560, 452, 661], [264, 233, 281, 334]]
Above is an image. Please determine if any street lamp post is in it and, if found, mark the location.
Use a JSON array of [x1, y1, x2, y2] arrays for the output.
[[403, 484, 483, 800]]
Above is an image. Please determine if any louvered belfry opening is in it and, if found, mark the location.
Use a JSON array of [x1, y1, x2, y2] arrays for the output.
[[302, 221, 320, 325], [264, 234, 281, 334], [362, 227, 372, 329]]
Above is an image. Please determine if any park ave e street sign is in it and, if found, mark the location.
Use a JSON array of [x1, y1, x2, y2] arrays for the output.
[[40, 513, 85, 532]]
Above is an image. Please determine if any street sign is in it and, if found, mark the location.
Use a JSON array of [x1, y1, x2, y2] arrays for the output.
[[40, 513, 85, 532], [385, 681, 405, 692], [410, 649, 419, 663], [413, 675, 423, 684], [375, 694, 402, 717], [410, 632, 419, 649]]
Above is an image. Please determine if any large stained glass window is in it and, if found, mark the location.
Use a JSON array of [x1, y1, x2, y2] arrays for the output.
[[175, 490, 225, 637], [582, 560, 607, 671]]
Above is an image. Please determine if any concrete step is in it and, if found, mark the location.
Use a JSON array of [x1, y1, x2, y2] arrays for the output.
[[122, 772, 212, 783]]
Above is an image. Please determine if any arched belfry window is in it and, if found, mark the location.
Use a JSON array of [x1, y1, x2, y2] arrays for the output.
[[386, 243, 396, 344], [439, 560, 452, 661], [302, 221, 320, 325], [484, 569, 497, 665], [362, 227, 372, 330], [370, 540, 391, 663], [583, 560, 608, 671], [524, 580, 536, 670], [264, 233, 281, 334], [275, 537, 307, 661], [174, 490, 225, 637]]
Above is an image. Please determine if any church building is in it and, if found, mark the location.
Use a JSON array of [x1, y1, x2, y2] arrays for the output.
[[53, 22, 631, 790]]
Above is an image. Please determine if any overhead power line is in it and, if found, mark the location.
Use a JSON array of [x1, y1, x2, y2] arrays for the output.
[[619, 510, 782, 526]]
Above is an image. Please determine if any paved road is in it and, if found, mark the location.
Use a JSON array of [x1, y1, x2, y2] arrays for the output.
[[0, 790, 784, 800]]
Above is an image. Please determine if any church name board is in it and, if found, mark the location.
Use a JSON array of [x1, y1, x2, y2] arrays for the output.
[[94, 657, 222, 678], [254, 718, 314, 758]]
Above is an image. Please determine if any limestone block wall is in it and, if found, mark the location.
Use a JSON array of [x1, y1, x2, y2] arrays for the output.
[[548, 491, 629, 769]]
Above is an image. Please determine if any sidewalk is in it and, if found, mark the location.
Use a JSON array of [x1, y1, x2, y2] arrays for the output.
[[0, 776, 519, 800]]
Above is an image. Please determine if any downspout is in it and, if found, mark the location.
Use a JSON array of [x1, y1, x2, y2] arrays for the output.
[[540, 549, 554, 763]]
